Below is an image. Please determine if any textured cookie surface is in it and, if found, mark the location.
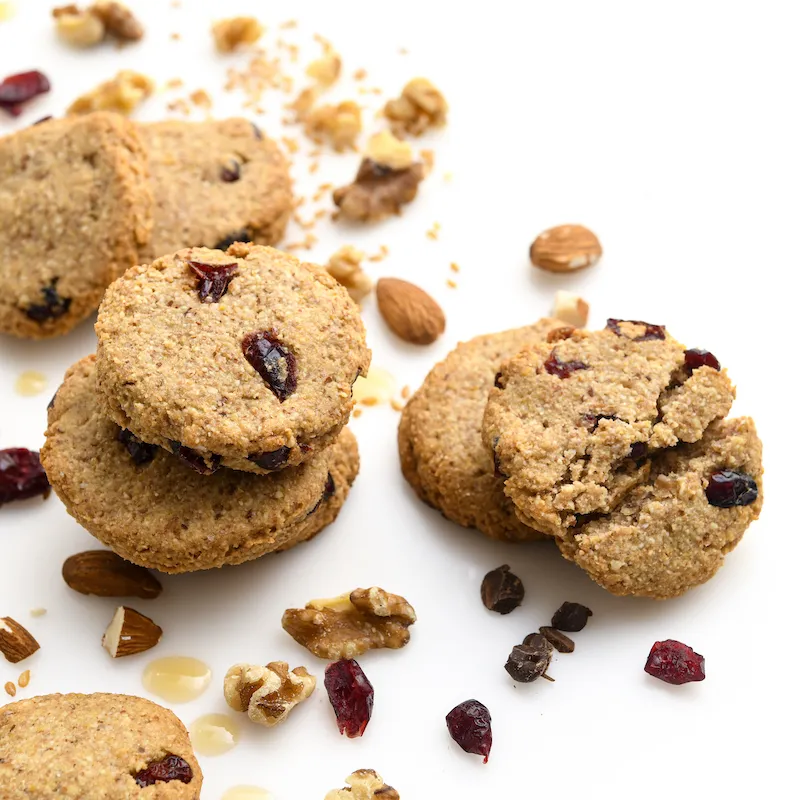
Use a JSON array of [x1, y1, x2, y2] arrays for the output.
[[0, 693, 201, 799], [399, 319, 564, 541], [483, 322, 735, 536], [558, 417, 763, 598], [95, 243, 370, 472], [42, 356, 359, 572], [138, 118, 292, 261], [0, 113, 152, 338]]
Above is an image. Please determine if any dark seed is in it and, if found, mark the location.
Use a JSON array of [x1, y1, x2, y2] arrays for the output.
[[117, 428, 158, 466], [551, 601, 593, 632], [480, 565, 524, 615], [685, 348, 721, 373], [705, 469, 758, 508], [133, 755, 193, 788], [213, 229, 251, 250], [505, 637, 553, 683], [241, 330, 297, 402], [538, 626, 575, 653], [544, 350, 589, 379], [644, 639, 705, 685], [445, 699, 492, 763], [0, 70, 51, 116], [0, 448, 50, 505], [248, 446, 291, 471], [606, 318, 666, 341], [324, 659, 374, 738], [323, 472, 336, 498], [187, 259, 238, 303], [25, 280, 71, 323], [169, 441, 221, 475], [220, 159, 241, 182]]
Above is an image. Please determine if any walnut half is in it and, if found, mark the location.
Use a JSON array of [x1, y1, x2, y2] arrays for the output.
[[384, 77, 448, 137], [325, 769, 400, 800], [282, 587, 417, 659], [333, 160, 425, 223], [223, 661, 316, 727]]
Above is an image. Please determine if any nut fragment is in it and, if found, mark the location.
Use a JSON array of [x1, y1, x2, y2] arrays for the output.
[[304, 101, 362, 151], [53, 5, 105, 47], [333, 159, 425, 222], [102, 606, 163, 658], [376, 277, 445, 345], [530, 224, 602, 273], [212, 16, 263, 52], [364, 130, 414, 171], [384, 77, 448, 137], [62, 550, 162, 599], [282, 587, 416, 659], [325, 769, 400, 800], [306, 52, 341, 88], [224, 661, 316, 726], [67, 69, 153, 115], [0, 617, 40, 663], [90, 1, 142, 40], [326, 246, 372, 303], [552, 290, 590, 327]]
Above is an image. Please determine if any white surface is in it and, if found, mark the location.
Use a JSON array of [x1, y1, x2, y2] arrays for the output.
[[0, 1, 797, 797]]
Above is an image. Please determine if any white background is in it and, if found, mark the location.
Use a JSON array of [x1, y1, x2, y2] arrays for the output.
[[1, 1, 797, 798]]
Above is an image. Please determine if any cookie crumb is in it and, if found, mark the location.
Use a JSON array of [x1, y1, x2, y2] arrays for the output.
[[401, 385, 410, 399], [165, 77, 183, 89], [29, 608, 46, 618], [189, 89, 212, 109], [67, 69, 153, 115], [390, 398, 404, 412], [306, 52, 341, 88], [446, 279, 457, 289], [450, 262, 460, 273], [353, 68, 367, 81], [304, 101, 362, 151], [279, 19, 297, 29], [212, 16, 264, 52]]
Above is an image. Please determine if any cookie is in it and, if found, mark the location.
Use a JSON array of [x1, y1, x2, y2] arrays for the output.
[[94, 242, 370, 474], [0, 692, 202, 799], [398, 319, 564, 541], [41, 356, 359, 573], [0, 113, 152, 339], [483, 321, 735, 536], [557, 417, 763, 598], [137, 118, 292, 262]]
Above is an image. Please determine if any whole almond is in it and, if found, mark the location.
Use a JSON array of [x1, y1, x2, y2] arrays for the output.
[[376, 278, 445, 345], [102, 606, 163, 658], [0, 617, 40, 663], [530, 224, 602, 273], [62, 550, 162, 599]]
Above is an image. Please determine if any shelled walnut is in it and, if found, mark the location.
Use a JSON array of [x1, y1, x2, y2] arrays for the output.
[[67, 70, 153, 115], [325, 769, 400, 800], [53, 2, 143, 47], [384, 77, 448, 137], [325, 246, 372, 303], [282, 587, 416, 659], [224, 661, 315, 726]]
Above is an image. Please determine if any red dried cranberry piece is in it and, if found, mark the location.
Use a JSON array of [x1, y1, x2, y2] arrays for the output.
[[0, 70, 50, 116], [213, 229, 251, 250], [446, 699, 492, 763], [324, 659, 374, 738], [242, 330, 297, 402], [117, 429, 157, 466], [491, 437, 505, 479], [169, 441, 221, 474], [248, 446, 291, 471], [220, 159, 241, 182], [685, 348, 721, 372], [309, 472, 336, 515], [133, 754, 193, 787], [187, 260, 238, 303], [551, 601, 593, 632], [0, 448, 50, 505], [25, 281, 71, 323], [644, 639, 705, 685], [544, 350, 589, 379], [705, 469, 758, 507], [606, 319, 666, 341]]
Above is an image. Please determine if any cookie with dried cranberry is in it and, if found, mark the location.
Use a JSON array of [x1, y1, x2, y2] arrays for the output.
[[0, 693, 202, 799], [398, 319, 564, 541], [557, 416, 763, 598], [483, 321, 735, 537], [41, 356, 359, 572], [94, 243, 370, 474], [137, 118, 292, 261], [0, 113, 152, 339]]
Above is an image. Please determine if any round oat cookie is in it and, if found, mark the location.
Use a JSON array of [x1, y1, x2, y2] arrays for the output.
[[398, 319, 565, 541], [0, 113, 152, 339], [0, 693, 202, 799], [483, 321, 736, 537], [94, 242, 370, 473], [137, 118, 292, 262], [42, 356, 359, 573], [558, 417, 763, 599]]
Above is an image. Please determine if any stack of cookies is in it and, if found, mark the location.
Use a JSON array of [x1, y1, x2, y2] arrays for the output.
[[41, 243, 369, 573], [400, 318, 763, 599]]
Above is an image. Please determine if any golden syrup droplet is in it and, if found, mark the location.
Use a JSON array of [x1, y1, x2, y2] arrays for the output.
[[352, 366, 396, 406], [221, 787, 273, 800], [142, 656, 212, 703], [15, 371, 47, 397], [190, 713, 240, 757]]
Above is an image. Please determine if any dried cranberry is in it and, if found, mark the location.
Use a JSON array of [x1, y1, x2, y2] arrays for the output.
[[0, 70, 50, 116], [133, 754, 193, 787], [492, 438, 505, 479], [551, 601, 593, 632], [644, 640, 705, 685], [493, 371, 503, 389], [446, 699, 492, 763], [242, 330, 297, 402], [213, 229, 251, 250], [220, 159, 241, 182], [187, 259, 238, 303], [324, 659, 374, 738], [117, 429, 157, 466], [705, 470, 758, 508], [25, 281, 71, 323], [505, 636, 553, 683], [606, 318, 666, 341], [0, 448, 50, 505], [685, 348, 721, 372], [169, 441, 221, 475], [248, 446, 291, 471], [309, 473, 336, 515], [544, 350, 589, 379], [481, 565, 524, 615], [629, 441, 648, 466]]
